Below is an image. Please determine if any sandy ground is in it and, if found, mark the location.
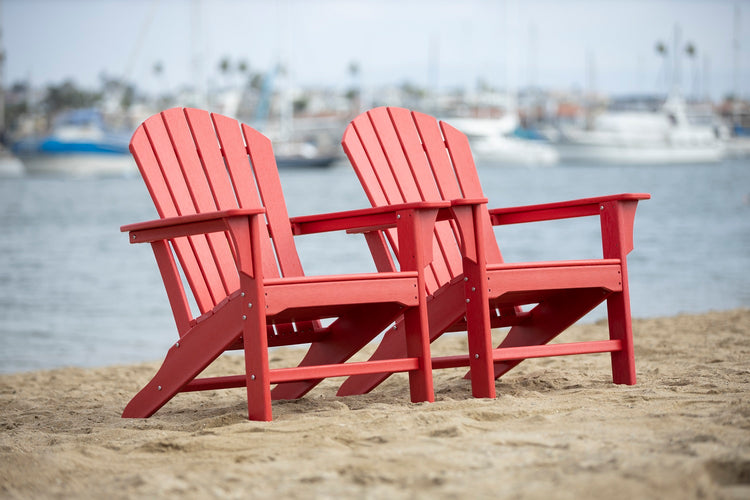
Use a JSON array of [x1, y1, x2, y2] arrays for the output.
[[1, 309, 749, 499]]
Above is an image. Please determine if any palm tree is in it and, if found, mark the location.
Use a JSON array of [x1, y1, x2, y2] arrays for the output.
[[655, 41, 669, 94], [685, 42, 698, 99], [347, 61, 361, 114], [219, 57, 232, 89]]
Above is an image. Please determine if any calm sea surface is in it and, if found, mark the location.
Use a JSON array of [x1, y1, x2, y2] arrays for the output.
[[1, 158, 748, 373]]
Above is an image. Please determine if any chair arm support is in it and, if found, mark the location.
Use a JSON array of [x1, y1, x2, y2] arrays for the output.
[[488, 193, 650, 258], [450, 193, 650, 263], [290, 201, 451, 236], [488, 193, 650, 225], [121, 208, 266, 243]]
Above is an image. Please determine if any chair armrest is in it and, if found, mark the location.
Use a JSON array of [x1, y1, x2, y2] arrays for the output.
[[121, 208, 266, 243], [451, 197, 489, 207], [489, 193, 650, 225], [290, 201, 451, 236]]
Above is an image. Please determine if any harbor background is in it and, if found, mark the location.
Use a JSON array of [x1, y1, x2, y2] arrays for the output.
[[1, 4, 749, 500]]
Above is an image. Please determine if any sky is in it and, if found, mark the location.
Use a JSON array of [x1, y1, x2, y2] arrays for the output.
[[2, 0, 748, 100]]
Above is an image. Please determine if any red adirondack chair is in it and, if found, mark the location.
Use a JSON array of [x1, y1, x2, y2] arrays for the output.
[[120, 108, 446, 421], [281, 106, 649, 400]]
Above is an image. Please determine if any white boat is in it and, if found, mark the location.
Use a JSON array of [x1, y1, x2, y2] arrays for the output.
[[554, 95, 725, 165], [12, 109, 135, 176], [445, 114, 559, 167]]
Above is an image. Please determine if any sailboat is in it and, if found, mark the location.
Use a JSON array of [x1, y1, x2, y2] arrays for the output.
[[442, 0, 558, 167], [446, 112, 559, 166], [552, 25, 726, 165]]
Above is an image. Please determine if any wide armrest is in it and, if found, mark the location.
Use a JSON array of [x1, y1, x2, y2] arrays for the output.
[[290, 201, 451, 236], [450, 197, 489, 207], [489, 193, 650, 225], [121, 208, 266, 243]]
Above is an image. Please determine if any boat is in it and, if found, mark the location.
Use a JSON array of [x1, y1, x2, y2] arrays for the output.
[[441, 0, 557, 168], [12, 109, 135, 176], [445, 114, 559, 167], [553, 95, 725, 165], [258, 119, 341, 169], [271, 138, 340, 168]]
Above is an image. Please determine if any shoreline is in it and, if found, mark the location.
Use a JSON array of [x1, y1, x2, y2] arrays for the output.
[[1, 307, 744, 377], [2, 309, 749, 498]]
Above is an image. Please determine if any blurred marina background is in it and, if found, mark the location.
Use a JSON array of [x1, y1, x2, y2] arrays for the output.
[[0, 0, 748, 373]]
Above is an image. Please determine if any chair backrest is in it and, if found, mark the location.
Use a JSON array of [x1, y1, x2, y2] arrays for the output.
[[342, 107, 504, 295], [130, 108, 311, 331]]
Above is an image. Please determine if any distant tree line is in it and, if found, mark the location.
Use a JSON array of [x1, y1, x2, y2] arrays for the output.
[[3, 76, 139, 136]]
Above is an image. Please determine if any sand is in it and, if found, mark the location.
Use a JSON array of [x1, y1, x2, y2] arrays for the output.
[[1, 309, 749, 499]]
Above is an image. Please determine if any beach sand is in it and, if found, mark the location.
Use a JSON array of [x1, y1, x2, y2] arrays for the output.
[[1, 309, 749, 499]]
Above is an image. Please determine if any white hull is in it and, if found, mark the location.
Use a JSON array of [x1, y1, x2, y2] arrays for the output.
[[20, 153, 136, 177], [446, 117, 559, 167], [471, 136, 559, 166], [555, 142, 725, 165]]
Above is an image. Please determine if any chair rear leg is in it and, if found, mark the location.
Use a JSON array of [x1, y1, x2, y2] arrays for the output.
[[269, 335, 371, 401], [485, 289, 607, 380], [336, 288, 466, 397], [334, 323, 407, 396], [122, 317, 243, 418], [270, 304, 402, 400]]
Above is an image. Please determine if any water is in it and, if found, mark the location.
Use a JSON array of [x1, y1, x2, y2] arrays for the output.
[[1, 159, 748, 373]]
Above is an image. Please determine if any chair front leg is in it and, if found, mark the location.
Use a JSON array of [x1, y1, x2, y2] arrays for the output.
[[451, 204, 495, 398], [600, 200, 640, 385], [227, 215, 273, 421], [397, 209, 437, 403]]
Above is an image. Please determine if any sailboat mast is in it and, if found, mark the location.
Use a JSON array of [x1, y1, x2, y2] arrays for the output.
[[672, 24, 682, 96], [190, 0, 206, 108], [733, 3, 741, 100]]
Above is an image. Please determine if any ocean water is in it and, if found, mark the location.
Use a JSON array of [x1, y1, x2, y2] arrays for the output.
[[1, 158, 748, 373]]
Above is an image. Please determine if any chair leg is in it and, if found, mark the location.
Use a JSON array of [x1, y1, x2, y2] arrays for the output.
[[403, 296, 434, 403], [243, 300, 273, 421], [606, 290, 636, 385], [122, 309, 243, 418], [600, 200, 638, 384], [463, 260, 496, 399]]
